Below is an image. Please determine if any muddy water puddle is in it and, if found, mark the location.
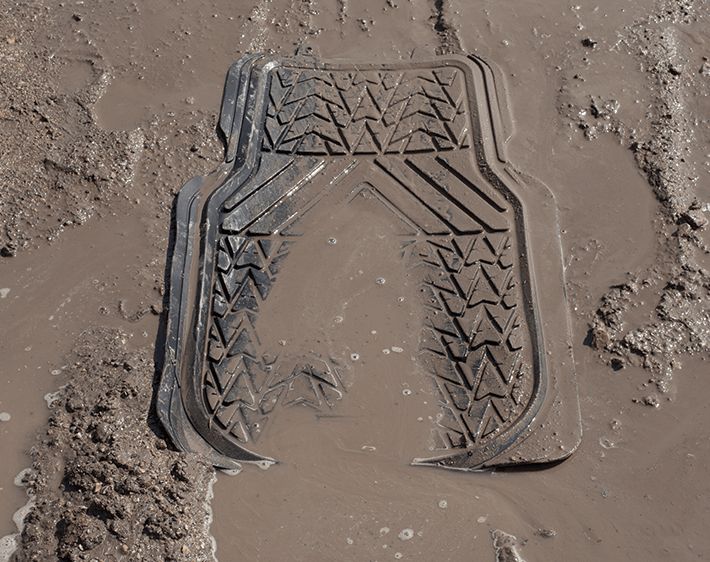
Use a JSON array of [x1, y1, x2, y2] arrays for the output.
[[212, 352, 710, 561], [252, 187, 438, 462]]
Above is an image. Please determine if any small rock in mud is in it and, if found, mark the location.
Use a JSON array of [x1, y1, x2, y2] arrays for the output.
[[641, 394, 661, 407], [589, 97, 620, 119], [490, 529, 527, 562], [679, 208, 707, 230]]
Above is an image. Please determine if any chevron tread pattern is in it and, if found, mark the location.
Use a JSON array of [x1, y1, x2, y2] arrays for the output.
[[192, 62, 538, 463], [204, 235, 344, 444], [263, 67, 470, 155]]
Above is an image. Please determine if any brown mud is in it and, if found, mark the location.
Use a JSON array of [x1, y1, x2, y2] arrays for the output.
[[1, 0, 708, 561]]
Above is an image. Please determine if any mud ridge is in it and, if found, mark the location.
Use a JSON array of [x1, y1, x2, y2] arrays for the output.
[[580, 0, 709, 393], [432, 0, 462, 55], [12, 328, 216, 562]]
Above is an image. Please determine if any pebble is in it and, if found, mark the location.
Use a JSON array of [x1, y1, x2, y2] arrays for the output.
[[44, 391, 61, 408]]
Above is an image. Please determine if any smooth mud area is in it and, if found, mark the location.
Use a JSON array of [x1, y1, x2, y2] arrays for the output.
[[1, 0, 708, 561]]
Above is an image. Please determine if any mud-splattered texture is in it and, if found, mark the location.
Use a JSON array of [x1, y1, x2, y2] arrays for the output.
[[13, 328, 215, 562]]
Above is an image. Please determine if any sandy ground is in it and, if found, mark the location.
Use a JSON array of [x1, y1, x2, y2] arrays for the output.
[[0, 0, 708, 560]]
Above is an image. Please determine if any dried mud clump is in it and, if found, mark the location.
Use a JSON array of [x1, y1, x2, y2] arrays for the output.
[[0, 2, 143, 257], [14, 328, 215, 562]]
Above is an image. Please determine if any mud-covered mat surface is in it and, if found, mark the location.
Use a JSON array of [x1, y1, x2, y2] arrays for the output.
[[158, 54, 581, 471]]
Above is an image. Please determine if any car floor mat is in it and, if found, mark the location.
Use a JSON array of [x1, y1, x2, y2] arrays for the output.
[[157, 54, 581, 471]]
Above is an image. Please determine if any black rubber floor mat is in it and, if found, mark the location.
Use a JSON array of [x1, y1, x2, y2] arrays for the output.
[[158, 54, 581, 471]]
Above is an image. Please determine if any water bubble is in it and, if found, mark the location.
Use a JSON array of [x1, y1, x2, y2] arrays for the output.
[[350, 353, 360, 361], [375, 277, 386, 285], [328, 237, 337, 245], [402, 389, 412, 396], [398, 528, 414, 541], [391, 346, 404, 353], [438, 499, 448, 509], [0, 412, 11, 422]]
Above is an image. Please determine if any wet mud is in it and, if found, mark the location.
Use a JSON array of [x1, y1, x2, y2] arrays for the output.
[[1, 0, 708, 560]]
